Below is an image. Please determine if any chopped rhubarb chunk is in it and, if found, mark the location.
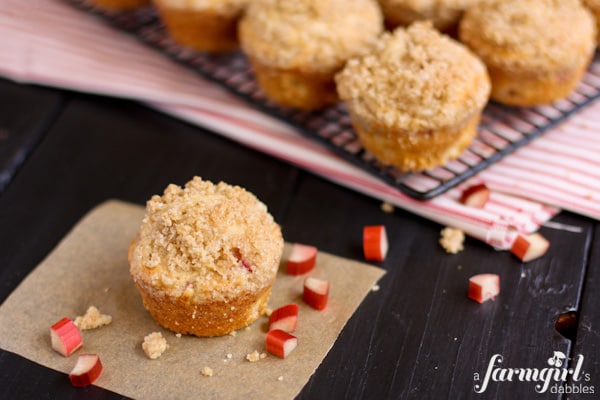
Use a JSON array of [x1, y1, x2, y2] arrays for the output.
[[468, 274, 500, 304], [510, 233, 550, 262], [303, 277, 329, 310], [266, 329, 297, 359], [287, 243, 317, 275], [50, 317, 83, 357], [69, 354, 103, 387], [269, 304, 299, 332], [459, 183, 490, 208], [363, 225, 388, 261]]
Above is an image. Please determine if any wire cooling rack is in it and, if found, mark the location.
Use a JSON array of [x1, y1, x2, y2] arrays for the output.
[[66, 0, 600, 199]]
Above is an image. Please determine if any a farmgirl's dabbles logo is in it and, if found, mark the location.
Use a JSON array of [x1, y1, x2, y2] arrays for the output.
[[473, 351, 595, 395]]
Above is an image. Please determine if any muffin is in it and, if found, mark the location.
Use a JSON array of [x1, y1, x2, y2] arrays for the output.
[[377, 0, 482, 33], [128, 177, 284, 337], [153, 0, 248, 52], [335, 22, 490, 172], [582, 0, 600, 44], [459, 0, 596, 106], [89, 0, 149, 11], [238, 0, 383, 110]]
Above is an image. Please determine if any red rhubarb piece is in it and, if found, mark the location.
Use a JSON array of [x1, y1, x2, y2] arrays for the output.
[[287, 243, 317, 275], [510, 233, 550, 262], [69, 354, 103, 387], [468, 274, 500, 304], [269, 303, 299, 332], [363, 225, 388, 261], [303, 277, 329, 311], [50, 317, 83, 357], [265, 329, 298, 359], [459, 183, 490, 208]]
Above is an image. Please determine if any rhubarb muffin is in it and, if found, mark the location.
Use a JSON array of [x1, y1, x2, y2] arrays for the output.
[[459, 0, 596, 106], [377, 0, 482, 33], [128, 177, 284, 337], [238, 0, 383, 110], [153, 0, 248, 52], [89, 0, 149, 11], [582, 0, 600, 44], [335, 22, 490, 172]]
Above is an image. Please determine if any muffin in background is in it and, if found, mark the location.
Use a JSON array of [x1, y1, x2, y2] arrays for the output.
[[128, 177, 284, 337], [582, 0, 600, 44], [376, 0, 482, 33], [335, 22, 490, 172], [239, 0, 383, 110], [153, 0, 248, 52], [89, 0, 150, 11], [459, 0, 596, 106]]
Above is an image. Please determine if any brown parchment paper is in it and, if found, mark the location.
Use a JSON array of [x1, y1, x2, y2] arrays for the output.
[[0, 200, 385, 400]]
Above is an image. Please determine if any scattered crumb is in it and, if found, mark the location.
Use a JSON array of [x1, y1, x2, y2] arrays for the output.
[[229, 330, 237, 337], [103, 287, 110, 293], [246, 350, 261, 362], [201, 366, 214, 377], [74, 306, 112, 330], [260, 352, 267, 359], [521, 272, 527, 278], [175, 333, 182, 338], [439, 227, 465, 254], [457, 265, 463, 270], [264, 308, 273, 317], [225, 353, 233, 360], [454, 337, 458, 341], [380, 202, 394, 213], [277, 376, 284, 381], [245, 326, 251, 331], [371, 284, 380, 292], [142, 332, 168, 360]]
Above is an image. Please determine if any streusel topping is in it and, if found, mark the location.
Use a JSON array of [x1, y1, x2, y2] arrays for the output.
[[335, 22, 490, 131], [130, 177, 283, 302], [378, 0, 483, 29], [239, 0, 383, 72], [460, 0, 596, 70]]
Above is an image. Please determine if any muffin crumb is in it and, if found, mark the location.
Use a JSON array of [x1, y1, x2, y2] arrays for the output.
[[201, 366, 214, 377], [246, 350, 261, 362], [439, 227, 465, 254], [74, 306, 112, 330], [142, 332, 169, 360]]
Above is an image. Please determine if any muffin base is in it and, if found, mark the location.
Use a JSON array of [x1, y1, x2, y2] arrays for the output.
[[134, 281, 272, 337], [153, 2, 240, 53], [89, 0, 149, 10], [350, 107, 481, 172], [487, 61, 592, 106], [249, 57, 339, 110]]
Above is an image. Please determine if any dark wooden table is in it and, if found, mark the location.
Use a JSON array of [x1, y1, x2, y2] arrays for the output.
[[0, 77, 598, 399]]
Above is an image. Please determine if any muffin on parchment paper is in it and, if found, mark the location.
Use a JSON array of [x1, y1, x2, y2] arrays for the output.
[[459, 0, 596, 106], [377, 0, 482, 33], [89, 0, 149, 11], [335, 22, 490, 172], [238, 0, 384, 110], [153, 0, 248, 52], [128, 177, 284, 337]]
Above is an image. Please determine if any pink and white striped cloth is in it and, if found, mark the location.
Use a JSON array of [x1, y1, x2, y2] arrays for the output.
[[2, 0, 598, 250]]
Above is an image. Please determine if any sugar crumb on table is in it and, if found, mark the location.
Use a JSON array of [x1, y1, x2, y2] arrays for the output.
[[439, 227, 465, 254], [142, 332, 168, 360], [74, 306, 112, 330]]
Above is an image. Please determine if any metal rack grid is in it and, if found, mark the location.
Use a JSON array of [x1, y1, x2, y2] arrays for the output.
[[66, 1, 600, 199]]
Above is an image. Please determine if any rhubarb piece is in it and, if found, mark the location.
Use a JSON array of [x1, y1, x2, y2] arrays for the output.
[[363, 225, 388, 261], [459, 183, 490, 208], [286, 243, 317, 275], [303, 277, 329, 311], [50, 317, 83, 357], [69, 354, 103, 387], [265, 329, 298, 359], [268, 303, 299, 332], [510, 233, 550, 262], [468, 274, 500, 304]]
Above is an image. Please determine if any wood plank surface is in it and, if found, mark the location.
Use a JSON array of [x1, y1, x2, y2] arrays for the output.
[[0, 81, 597, 399]]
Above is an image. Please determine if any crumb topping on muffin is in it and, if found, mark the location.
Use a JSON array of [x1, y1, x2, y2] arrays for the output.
[[239, 0, 383, 72], [156, 0, 248, 14], [130, 177, 283, 303], [335, 22, 490, 131], [378, 0, 482, 30], [460, 0, 596, 70]]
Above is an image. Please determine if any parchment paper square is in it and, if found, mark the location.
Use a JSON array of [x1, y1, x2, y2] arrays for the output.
[[0, 200, 385, 399]]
